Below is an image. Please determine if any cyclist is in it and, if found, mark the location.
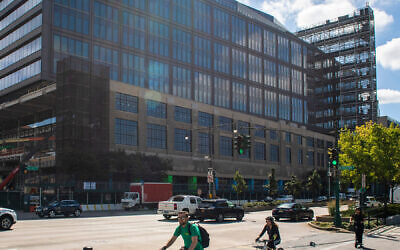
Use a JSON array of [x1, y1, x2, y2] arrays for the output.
[[255, 216, 281, 250], [160, 211, 203, 250]]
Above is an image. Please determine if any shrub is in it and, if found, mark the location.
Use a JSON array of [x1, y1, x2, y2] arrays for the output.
[[328, 200, 336, 216]]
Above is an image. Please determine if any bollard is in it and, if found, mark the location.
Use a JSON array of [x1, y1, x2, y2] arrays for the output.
[[83, 247, 93, 250]]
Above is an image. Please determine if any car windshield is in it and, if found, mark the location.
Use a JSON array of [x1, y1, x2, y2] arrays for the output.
[[169, 196, 185, 202], [277, 203, 294, 208], [49, 201, 59, 206], [198, 201, 217, 208]]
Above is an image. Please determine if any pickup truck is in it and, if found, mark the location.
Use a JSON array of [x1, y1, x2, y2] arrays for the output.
[[157, 195, 202, 219]]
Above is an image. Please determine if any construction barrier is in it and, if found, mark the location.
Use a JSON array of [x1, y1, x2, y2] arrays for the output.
[[81, 204, 123, 211]]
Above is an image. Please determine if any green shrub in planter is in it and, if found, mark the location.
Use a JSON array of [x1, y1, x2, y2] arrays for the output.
[[328, 200, 336, 216]]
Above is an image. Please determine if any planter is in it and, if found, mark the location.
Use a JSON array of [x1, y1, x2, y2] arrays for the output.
[[244, 205, 274, 212], [316, 215, 350, 223]]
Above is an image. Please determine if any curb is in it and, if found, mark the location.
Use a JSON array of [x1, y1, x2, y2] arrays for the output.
[[308, 222, 352, 233]]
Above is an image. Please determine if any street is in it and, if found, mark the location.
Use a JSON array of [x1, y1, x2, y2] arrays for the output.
[[1, 207, 399, 250]]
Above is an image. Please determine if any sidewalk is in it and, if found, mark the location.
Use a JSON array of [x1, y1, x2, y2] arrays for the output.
[[16, 208, 157, 220]]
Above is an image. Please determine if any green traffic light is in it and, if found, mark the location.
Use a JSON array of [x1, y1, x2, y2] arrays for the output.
[[239, 148, 244, 155], [332, 160, 337, 166]]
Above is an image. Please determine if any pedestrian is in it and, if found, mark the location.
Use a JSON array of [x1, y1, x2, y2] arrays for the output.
[[255, 216, 281, 250], [160, 211, 203, 250], [351, 207, 365, 248]]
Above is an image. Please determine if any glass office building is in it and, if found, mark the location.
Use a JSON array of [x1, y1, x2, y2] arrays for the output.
[[0, 0, 334, 192]]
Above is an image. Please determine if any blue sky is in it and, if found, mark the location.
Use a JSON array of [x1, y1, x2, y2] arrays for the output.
[[237, 0, 400, 121]]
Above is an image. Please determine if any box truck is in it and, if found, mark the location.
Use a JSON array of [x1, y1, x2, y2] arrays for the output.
[[121, 182, 172, 210]]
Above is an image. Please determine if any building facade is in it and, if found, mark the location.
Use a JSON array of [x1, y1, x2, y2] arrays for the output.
[[0, 0, 334, 194], [296, 6, 378, 133]]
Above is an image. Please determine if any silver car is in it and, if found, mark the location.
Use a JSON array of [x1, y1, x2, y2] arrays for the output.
[[0, 207, 17, 230]]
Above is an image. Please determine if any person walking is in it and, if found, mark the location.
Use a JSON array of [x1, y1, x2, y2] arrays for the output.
[[255, 216, 281, 250], [351, 207, 365, 248], [160, 211, 203, 250]]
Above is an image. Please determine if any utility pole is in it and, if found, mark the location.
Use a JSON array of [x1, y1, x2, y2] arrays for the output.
[[333, 122, 342, 227]]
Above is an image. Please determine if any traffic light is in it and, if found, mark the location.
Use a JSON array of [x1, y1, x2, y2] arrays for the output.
[[243, 135, 251, 150], [328, 148, 338, 167], [234, 135, 245, 155]]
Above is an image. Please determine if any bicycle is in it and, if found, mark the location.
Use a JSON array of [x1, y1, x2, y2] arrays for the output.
[[254, 239, 283, 250]]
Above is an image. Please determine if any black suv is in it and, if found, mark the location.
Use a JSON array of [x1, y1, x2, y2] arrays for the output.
[[35, 200, 82, 218], [195, 199, 244, 222]]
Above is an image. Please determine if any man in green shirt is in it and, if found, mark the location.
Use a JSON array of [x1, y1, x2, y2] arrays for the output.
[[161, 211, 203, 250]]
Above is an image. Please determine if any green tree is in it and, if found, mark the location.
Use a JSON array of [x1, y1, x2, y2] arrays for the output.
[[263, 168, 278, 198], [232, 170, 248, 205], [284, 175, 302, 199], [306, 169, 322, 201], [339, 121, 400, 218]]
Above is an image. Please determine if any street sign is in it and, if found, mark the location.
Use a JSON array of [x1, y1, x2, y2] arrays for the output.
[[339, 165, 354, 170], [26, 166, 39, 171]]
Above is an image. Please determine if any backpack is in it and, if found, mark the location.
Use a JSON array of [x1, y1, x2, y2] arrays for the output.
[[186, 223, 210, 248]]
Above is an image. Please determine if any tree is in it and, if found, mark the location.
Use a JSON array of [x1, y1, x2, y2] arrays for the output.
[[306, 169, 322, 201], [284, 175, 302, 199], [232, 170, 248, 205], [339, 121, 400, 219], [264, 168, 278, 198]]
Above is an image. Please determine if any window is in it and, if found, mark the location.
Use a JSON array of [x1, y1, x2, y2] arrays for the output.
[[122, 12, 146, 51], [0, 37, 41, 71], [306, 137, 314, 147], [232, 82, 247, 112], [172, 66, 191, 99], [115, 93, 138, 113], [149, 0, 170, 19], [238, 121, 250, 135], [174, 106, 191, 123], [198, 112, 213, 127], [214, 8, 229, 40], [54, 3, 89, 35], [122, 53, 145, 87], [149, 20, 169, 57], [219, 136, 232, 156], [278, 35, 289, 62], [219, 117, 232, 132], [286, 147, 291, 164], [0, 60, 41, 91], [265, 90, 277, 118], [298, 149, 303, 164], [172, 0, 191, 26], [94, 1, 119, 43], [255, 125, 265, 138], [214, 43, 230, 74], [173, 28, 191, 63], [194, 72, 212, 104], [270, 130, 278, 140], [193, 0, 211, 34], [279, 94, 290, 120], [194, 36, 211, 69], [174, 128, 191, 152], [291, 41, 302, 67], [232, 15, 246, 46], [249, 55, 262, 83], [198, 132, 212, 154], [232, 49, 247, 79], [255, 143, 266, 160], [115, 118, 137, 146], [292, 69, 303, 95], [307, 151, 314, 166], [146, 100, 166, 118], [147, 124, 167, 149], [270, 145, 279, 162], [278, 65, 290, 91], [214, 77, 230, 108], [297, 135, 303, 145], [292, 98, 303, 123], [264, 30, 276, 57], [285, 132, 291, 143], [264, 60, 276, 87], [149, 60, 169, 93], [53, 33, 89, 73], [248, 23, 262, 52], [121, 0, 146, 10], [93, 45, 119, 80], [249, 86, 262, 115]]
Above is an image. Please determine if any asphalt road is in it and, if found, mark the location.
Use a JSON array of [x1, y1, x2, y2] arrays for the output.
[[1, 207, 398, 250]]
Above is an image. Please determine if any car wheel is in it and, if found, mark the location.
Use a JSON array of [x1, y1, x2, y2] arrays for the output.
[[48, 210, 56, 218], [74, 209, 81, 217], [0, 215, 13, 230], [308, 212, 314, 220], [216, 213, 224, 223], [163, 215, 171, 220], [236, 213, 243, 221], [64, 214, 70, 217]]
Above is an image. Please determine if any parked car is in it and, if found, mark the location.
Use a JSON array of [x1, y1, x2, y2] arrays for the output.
[[157, 195, 202, 219], [317, 196, 328, 202], [263, 196, 274, 202], [0, 207, 17, 230], [35, 200, 82, 218], [275, 195, 294, 202], [361, 196, 382, 208], [195, 199, 244, 222], [272, 203, 314, 221]]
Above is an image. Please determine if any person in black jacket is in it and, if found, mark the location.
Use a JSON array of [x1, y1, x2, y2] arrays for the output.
[[256, 216, 281, 249], [351, 207, 365, 248]]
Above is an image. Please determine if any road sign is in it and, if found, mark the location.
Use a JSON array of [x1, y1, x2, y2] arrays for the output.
[[339, 165, 354, 170], [26, 166, 39, 171]]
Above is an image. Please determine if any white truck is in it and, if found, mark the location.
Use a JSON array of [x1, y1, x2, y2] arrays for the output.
[[157, 195, 202, 219], [121, 182, 172, 210], [390, 186, 400, 204]]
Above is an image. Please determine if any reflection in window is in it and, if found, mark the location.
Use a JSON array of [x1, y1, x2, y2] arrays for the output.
[[278, 36, 289, 62], [173, 28, 191, 63], [214, 8, 229, 41], [292, 98, 303, 123], [122, 53, 145, 87], [149, 20, 169, 57], [94, 1, 119, 43], [115, 118, 137, 146], [232, 15, 246, 46], [0, 60, 41, 91], [279, 94, 290, 120], [149, 60, 169, 93], [214, 77, 230, 108], [0, 37, 41, 71], [172, 0, 191, 26], [249, 54, 262, 83], [214, 43, 230, 74], [146, 100, 167, 118], [147, 123, 167, 149], [173, 66, 191, 99], [149, 0, 170, 19], [122, 12, 146, 51], [249, 86, 262, 115], [232, 49, 247, 79], [232, 82, 247, 112], [194, 72, 212, 105], [264, 60, 276, 87], [278, 65, 290, 91], [194, 36, 211, 69], [248, 23, 262, 52], [93, 45, 119, 80], [264, 30, 276, 57], [265, 90, 277, 118], [194, 0, 211, 34]]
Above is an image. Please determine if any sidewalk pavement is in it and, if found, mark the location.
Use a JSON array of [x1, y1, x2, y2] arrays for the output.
[[16, 208, 157, 220]]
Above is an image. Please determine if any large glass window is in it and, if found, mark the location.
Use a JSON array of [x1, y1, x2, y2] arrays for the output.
[[219, 136, 232, 157], [146, 100, 167, 118], [292, 98, 303, 123], [232, 49, 247, 79], [174, 106, 191, 123], [214, 77, 230, 108], [122, 12, 146, 51], [219, 117, 232, 132], [147, 124, 167, 149], [121, 0, 146, 10], [198, 112, 213, 127], [278, 35, 289, 62], [292, 69, 302, 95], [307, 151, 314, 166], [232, 82, 247, 112], [0, 0, 42, 30], [115, 118, 137, 146], [298, 149, 303, 165], [149, 20, 169, 57], [278, 65, 290, 91], [265, 90, 277, 118], [173, 28, 191, 63], [174, 129, 191, 152], [270, 144, 279, 162], [214, 43, 230, 74], [198, 132, 212, 154], [249, 55, 262, 83], [194, 36, 211, 69], [286, 147, 291, 164], [264, 60, 276, 87], [173, 66, 191, 99], [238, 121, 250, 135], [249, 86, 262, 115], [93, 45, 119, 80], [115, 93, 138, 113], [264, 30, 276, 57], [248, 23, 262, 52], [279, 94, 290, 120], [0, 37, 41, 71], [0, 60, 41, 91], [54, 3, 89, 35], [193, 0, 211, 34], [172, 0, 191, 26], [255, 125, 265, 138], [122, 52, 145, 87], [149, 0, 170, 19], [149, 60, 169, 93], [94, 1, 119, 43], [231, 15, 246, 46], [214, 8, 229, 41], [255, 142, 266, 160], [291, 41, 302, 67], [194, 72, 212, 105], [53, 34, 89, 73]]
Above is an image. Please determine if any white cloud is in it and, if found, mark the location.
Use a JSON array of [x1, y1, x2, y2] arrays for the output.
[[261, 0, 312, 25], [378, 89, 400, 104], [237, 0, 251, 5], [373, 8, 394, 31], [377, 38, 400, 71]]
